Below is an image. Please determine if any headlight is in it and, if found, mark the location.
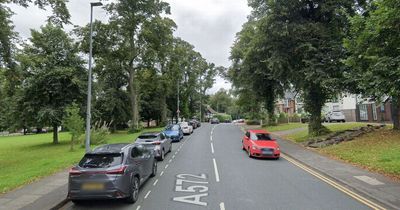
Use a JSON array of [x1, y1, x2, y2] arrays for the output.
[[276, 147, 280, 151], [252, 145, 259, 150]]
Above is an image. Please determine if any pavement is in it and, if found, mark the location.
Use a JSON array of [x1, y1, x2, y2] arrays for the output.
[[1, 123, 399, 210]]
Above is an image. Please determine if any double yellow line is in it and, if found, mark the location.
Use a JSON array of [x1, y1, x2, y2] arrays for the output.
[[282, 154, 386, 210]]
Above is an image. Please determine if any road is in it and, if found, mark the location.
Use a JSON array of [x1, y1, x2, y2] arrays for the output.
[[61, 123, 371, 210]]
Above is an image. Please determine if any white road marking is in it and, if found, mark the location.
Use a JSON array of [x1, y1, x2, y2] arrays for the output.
[[175, 152, 178, 155], [160, 171, 164, 176], [354, 176, 384, 186], [210, 143, 214, 154], [136, 205, 141, 210], [220, 202, 226, 210], [172, 155, 176, 159], [165, 164, 169, 169], [210, 135, 213, 141], [212, 158, 220, 182], [144, 190, 151, 199], [153, 179, 159, 186], [169, 159, 172, 163]]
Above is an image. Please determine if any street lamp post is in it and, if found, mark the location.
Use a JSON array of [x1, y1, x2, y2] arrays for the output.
[[85, 2, 103, 153], [177, 79, 180, 123]]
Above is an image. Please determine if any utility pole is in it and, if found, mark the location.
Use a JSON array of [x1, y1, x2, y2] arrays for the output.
[[85, 2, 103, 153], [177, 79, 180, 123]]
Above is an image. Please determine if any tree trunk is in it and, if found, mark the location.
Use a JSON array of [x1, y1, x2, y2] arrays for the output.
[[53, 124, 59, 144], [392, 96, 400, 130], [160, 94, 167, 126], [304, 86, 328, 136], [128, 69, 139, 131]]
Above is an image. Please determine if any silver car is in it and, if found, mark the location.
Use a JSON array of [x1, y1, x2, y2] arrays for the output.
[[68, 143, 157, 204], [136, 132, 172, 161]]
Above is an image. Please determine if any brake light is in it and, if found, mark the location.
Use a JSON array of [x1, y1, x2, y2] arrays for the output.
[[106, 166, 127, 175], [153, 141, 161, 145], [69, 167, 82, 175]]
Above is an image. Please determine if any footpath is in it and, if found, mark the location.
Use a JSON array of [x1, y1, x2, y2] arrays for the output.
[[243, 125, 400, 210], [0, 170, 68, 210]]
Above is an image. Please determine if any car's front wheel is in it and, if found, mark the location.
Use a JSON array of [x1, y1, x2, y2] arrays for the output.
[[247, 147, 252, 158], [126, 177, 140, 203]]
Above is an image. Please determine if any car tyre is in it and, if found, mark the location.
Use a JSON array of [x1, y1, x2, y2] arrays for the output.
[[247, 147, 252, 158], [71, 200, 83, 205], [150, 160, 157, 177], [158, 150, 165, 161], [126, 177, 140, 204]]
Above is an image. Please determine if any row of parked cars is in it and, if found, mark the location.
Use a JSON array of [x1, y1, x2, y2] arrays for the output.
[[67, 120, 201, 204]]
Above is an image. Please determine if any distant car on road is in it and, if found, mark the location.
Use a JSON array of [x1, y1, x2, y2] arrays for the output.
[[188, 120, 198, 129], [68, 143, 157, 204], [136, 132, 172, 161], [164, 124, 184, 142], [210, 118, 220, 124], [242, 130, 280, 159], [325, 111, 346, 123], [179, 122, 193, 135]]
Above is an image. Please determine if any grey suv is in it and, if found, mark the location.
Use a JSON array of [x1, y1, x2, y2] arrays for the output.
[[136, 132, 172, 161], [68, 143, 157, 204]]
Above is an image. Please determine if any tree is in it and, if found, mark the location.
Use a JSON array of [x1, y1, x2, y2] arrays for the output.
[[209, 89, 233, 114], [344, 0, 400, 130], [19, 23, 86, 143], [63, 103, 84, 151]]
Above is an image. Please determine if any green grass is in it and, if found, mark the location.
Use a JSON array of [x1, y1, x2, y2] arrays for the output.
[[285, 122, 370, 143], [319, 128, 400, 178], [263, 123, 307, 132], [0, 127, 162, 194]]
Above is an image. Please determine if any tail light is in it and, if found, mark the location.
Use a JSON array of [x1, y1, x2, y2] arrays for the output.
[[69, 167, 82, 175], [106, 166, 127, 175], [152, 141, 161, 145]]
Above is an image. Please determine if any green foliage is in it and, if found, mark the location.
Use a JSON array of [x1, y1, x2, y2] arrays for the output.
[[214, 114, 232, 122], [63, 103, 84, 151], [209, 89, 233, 114], [245, 120, 260, 125]]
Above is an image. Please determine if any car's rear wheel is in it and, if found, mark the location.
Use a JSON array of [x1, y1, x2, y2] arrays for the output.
[[247, 147, 252, 157], [150, 160, 157, 177], [158, 149, 165, 161], [126, 177, 139, 203]]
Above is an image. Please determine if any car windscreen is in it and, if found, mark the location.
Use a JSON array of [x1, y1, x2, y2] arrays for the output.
[[166, 125, 180, 131], [79, 153, 123, 168], [250, 133, 273, 141]]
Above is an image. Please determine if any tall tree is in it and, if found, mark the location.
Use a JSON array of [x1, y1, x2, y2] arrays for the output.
[[19, 23, 86, 143], [344, 0, 400, 130]]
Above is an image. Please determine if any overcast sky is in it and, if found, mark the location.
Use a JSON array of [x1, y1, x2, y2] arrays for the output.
[[8, 0, 251, 94]]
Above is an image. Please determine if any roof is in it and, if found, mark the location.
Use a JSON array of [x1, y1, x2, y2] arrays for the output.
[[89, 143, 130, 154], [248, 129, 270, 134]]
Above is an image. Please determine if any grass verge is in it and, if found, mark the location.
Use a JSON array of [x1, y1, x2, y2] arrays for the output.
[[0, 127, 162, 194], [263, 123, 307, 132], [318, 128, 400, 179], [285, 122, 370, 143]]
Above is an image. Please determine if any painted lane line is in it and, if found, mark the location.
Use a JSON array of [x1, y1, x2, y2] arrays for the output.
[[210, 135, 213, 141], [172, 155, 176, 159], [160, 171, 164, 176], [282, 154, 386, 210], [169, 159, 172, 163], [144, 190, 151, 199], [153, 179, 159, 186], [165, 164, 169, 169], [220, 202, 225, 210], [212, 158, 220, 182], [136, 205, 141, 210], [175, 152, 178, 155], [210, 142, 214, 154]]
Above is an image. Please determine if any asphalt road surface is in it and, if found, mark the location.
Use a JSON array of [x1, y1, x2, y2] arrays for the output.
[[61, 123, 371, 210]]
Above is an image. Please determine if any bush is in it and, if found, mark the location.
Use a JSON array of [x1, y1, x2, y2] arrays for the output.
[[214, 114, 232, 122], [246, 120, 260, 125], [277, 112, 288, 124], [80, 121, 110, 146]]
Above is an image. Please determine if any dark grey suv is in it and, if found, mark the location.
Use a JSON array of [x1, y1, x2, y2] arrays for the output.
[[68, 143, 157, 204]]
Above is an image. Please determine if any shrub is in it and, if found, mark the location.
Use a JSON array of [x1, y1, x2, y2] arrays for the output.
[[79, 121, 110, 146], [63, 103, 84, 151], [246, 120, 260, 125], [214, 114, 232, 122]]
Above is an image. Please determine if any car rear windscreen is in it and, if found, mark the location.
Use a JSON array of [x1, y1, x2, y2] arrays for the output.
[[137, 135, 157, 140], [79, 153, 123, 168]]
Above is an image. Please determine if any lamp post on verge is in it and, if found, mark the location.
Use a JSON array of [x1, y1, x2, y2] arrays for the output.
[[85, 1, 103, 153]]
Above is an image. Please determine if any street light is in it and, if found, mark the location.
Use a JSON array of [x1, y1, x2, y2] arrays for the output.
[[85, 1, 103, 153]]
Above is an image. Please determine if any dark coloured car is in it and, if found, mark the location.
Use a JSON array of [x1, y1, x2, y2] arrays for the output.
[[68, 143, 157, 204], [210, 118, 220, 124], [188, 120, 198, 129], [164, 124, 184, 142], [136, 132, 172, 161]]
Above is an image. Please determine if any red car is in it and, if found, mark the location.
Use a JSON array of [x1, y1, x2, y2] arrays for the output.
[[242, 130, 280, 159]]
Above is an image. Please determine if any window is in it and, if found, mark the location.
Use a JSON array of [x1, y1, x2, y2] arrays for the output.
[[245, 132, 250, 138], [380, 103, 385, 112], [250, 133, 272, 141], [131, 146, 144, 158], [79, 154, 123, 168], [160, 133, 165, 140], [359, 104, 368, 121], [372, 104, 377, 121]]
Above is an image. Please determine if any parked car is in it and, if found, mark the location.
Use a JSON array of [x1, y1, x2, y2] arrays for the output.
[[136, 132, 172, 161], [179, 122, 193, 135], [242, 130, 280, 159], [325, 111, 346, 123], [68, 143, 157, 204], [163, 124, 184, 142], [210, 118, 220, 124], [188, 120, 198, 129]]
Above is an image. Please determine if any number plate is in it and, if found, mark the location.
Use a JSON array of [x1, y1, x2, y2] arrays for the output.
[[81, 183, 104, 191], [262, 150, 273, 155]]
